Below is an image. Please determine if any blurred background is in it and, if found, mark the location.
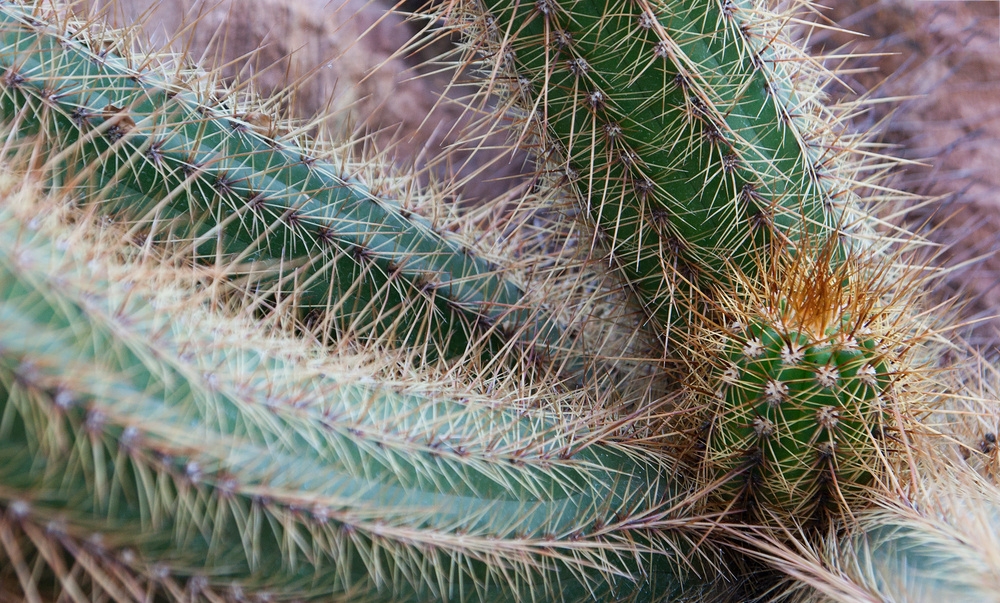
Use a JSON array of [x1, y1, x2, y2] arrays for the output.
[[80, 0, 1000, 351], [811, 0, 1000, 352]]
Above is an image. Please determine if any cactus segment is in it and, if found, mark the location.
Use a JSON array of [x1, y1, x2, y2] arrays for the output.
[[0, 196, 723, 601], [0, 2, 573, 367], [780, 469, 1000, 603], [843, 514, 998, 602], [453, 0, 852, 331], [704, 307, 895, 522], [840, 472, 1000, 603]]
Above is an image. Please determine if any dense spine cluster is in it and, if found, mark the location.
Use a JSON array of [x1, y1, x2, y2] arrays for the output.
[[451, 0, 858, 334], [772, 466, 1000, 602], [0, 2, 574, 368], [434, 0, 911, 528], [654, 239, 917, 527], [0, 188, 728, 601], [704, 310, 895, 522]]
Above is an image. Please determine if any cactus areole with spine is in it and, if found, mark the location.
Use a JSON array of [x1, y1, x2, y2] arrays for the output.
[[705, 302, 896, 522], [0, 192, 722, 601], [459, 0, 852, 333], [0, 1, 574, 368]]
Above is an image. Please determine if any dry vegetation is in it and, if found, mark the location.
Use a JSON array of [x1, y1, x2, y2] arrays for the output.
[[809, 0, 1000, 351]]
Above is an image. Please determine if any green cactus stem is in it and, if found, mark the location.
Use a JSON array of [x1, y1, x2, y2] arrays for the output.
[[777, 469, 1000, 603], [841, 472, 1000, 602], [680, 247, 915, 525], [704, 312, 894, 523], [841, 514, 998, 602], [0, 188, 730, 601], [440, 0, 860, 334], [0, 1, 575, 369]]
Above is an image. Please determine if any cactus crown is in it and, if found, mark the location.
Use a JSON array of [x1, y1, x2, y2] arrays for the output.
[[681, 240, 932, 525]]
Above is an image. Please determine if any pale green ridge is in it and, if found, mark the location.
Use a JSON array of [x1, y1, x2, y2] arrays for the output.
[[0, 201, 729, 601]]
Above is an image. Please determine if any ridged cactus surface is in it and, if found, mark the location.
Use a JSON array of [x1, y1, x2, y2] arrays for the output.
[[440, 0, 859, 333], [0, 0, 990, 602], [0, 1, 574, 368], [844, 514, 999, 602], [668, 245, 916, 526], [0, 181, 729, 601], [776, 467, 1000, 603], [705, 310, 894, 521]]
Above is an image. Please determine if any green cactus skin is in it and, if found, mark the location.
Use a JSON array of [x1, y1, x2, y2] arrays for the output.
[[704, 311, 895, 523], [0, 194, 731, 602], [0, 1, 577, 368], [840, 516, 998, 603], [834, 475, 1000, 603], [446, 0, 854, 334], [777, 468, 1000, 603]]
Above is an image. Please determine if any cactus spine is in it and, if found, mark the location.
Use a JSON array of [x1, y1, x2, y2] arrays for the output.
[[0, 0, 980, 601], [443, 0, 857, 333], [0, 183, 730, 601], [770, 466, 1000, 603], [840, 512, 1000, 602], [673, 245, 915, 525], [436, 0, 909, 524], [704, 295, 894, 519], [0, 1, 577, 369]]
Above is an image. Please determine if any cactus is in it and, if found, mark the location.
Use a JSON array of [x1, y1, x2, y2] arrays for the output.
[[419, 0, 924, 529], [703, 306, 894, 522], [415, 0, 926, 530], [0, 0, 989, 602], [0, 182, 734, 601], [0, 1, 578, 369], [763, 461, 1000, 603], [676, 245, 918, 525], [430, 0, 864, 335], [840, 470, 1000, 603], [839, 511, 1000, 603]]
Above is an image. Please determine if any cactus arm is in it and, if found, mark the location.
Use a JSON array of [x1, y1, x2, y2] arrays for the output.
[[455, 0, 849, 331], [845, 516, 996, 602], [0, 3, 570, 366], [818, 475, 1000, 603], [0, 201, 726, 602]]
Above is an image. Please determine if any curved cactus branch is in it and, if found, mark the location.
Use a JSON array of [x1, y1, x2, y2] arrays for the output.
[[0, 195, 730, 601], [443, 0, 860, 336], [0, 1, 576, 369]]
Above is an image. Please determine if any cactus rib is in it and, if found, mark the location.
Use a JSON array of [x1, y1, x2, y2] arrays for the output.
[[443, 0, 859, 334], [705, 310, 894, 522], [778, 468, 1000, 603], [676, 245, 921, 526], [0, 1, 572, 367], [0, 191, 727, 601]]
